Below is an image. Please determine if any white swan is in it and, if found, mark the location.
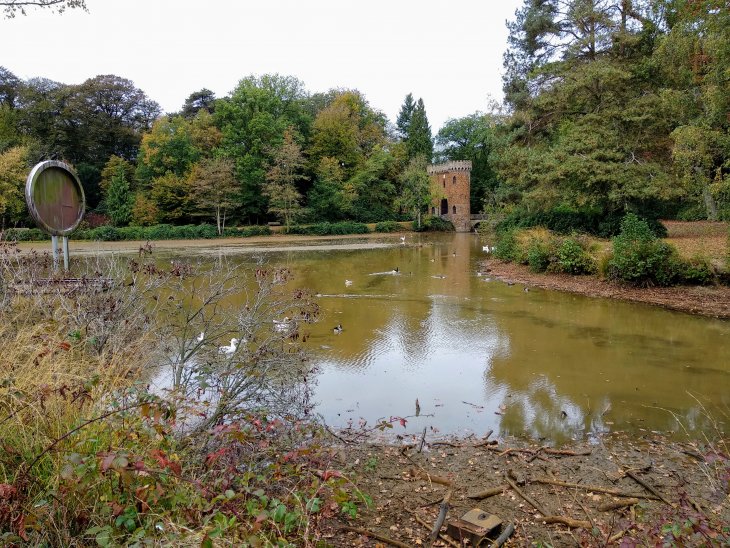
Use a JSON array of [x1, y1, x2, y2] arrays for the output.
[[218, 338, 239, 355], [400, 235, 406, 244], [196, 331, 204, 342], [482, 245, 493, 253], [345, 279, 353, 286]]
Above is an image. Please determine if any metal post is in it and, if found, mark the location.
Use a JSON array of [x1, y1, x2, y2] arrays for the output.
[[62, 236, 69, 270], [51, 235, 59, 271]]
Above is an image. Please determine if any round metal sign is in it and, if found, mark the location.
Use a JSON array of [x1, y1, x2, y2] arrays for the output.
[[25, 161, 86, 236]]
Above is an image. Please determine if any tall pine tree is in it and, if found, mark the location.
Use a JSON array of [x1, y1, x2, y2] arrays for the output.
[[407, 98, 433, 162], [396, 93, 415, 140]]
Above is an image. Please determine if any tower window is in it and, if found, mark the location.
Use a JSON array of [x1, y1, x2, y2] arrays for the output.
[[442, 181, 445, 188], [452, 176, 456, 185], [452, 205, 457, 214]]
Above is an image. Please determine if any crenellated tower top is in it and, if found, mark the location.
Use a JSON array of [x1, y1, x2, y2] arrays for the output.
[[427, 160, 472, 175]]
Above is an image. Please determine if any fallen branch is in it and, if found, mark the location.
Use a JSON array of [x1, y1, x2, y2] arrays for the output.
[[533, 477, 660, 500], [492, 523, 515, 547], [504, 474, 548, 516], [473, 439, 499, 448], [408, 467, 453, 487], [407, 509, 459, 548], [339, 526, 411, 548], [542, 516, 592, 529], [431, 441, 462, 448], [543, 448, 592, 457], [598, 498, 640, 512], [467, 484, 509, 499], [608, 524, 635, 544], [428, 489, 453, 547], [625, 470, 672, 506]]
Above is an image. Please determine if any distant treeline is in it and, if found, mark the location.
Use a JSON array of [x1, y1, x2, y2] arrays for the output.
[[1, 0, 727, 237]]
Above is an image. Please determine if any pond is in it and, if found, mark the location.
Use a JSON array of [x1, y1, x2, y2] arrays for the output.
[[113, 233, 730, 443]]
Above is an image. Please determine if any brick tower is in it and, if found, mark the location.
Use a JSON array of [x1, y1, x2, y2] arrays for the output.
[[427, 160, 472, 232]]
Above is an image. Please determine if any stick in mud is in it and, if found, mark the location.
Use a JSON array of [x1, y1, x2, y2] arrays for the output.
[[533, 477, 661, 500]]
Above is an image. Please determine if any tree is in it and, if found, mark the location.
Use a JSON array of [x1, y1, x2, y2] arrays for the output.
[[0, 145, 27, 226], [435, 113, 502, 211], [1, 0, 86, 17], [149, 172, 192, 224], [100, 155, 135, 193], [136, 115, 200, 187], [0, 67, 20, 108], [348, 146, 398, 222], [406, 98, 433, 162], [215, 74, 311, 223], [263, 129, 307, 227], [307, 157, 352, 221], [396, 93, 415, 139], [397, 156, 432, 228], [105, 163, 133, 226], [181, 89, 216, 119], [190, 157, 238, 235]]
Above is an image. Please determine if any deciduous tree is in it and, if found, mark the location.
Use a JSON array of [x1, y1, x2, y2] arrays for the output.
[[263, 129, 307, 227], [190, 157, 238, 234]]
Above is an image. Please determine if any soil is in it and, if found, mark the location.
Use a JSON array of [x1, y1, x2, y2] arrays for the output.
[[325, 432, 730, 547], [481, 259, 730, 320]]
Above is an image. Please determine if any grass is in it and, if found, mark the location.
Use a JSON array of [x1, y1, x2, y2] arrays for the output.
[[663, 220, 729, 264]]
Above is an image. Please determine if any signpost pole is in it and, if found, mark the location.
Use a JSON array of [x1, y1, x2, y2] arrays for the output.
[[51, 235, 59, 270], [62, 236, 69, 270]]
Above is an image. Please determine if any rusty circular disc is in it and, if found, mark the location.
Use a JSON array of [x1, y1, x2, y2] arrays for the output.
[[25, 161, 86, 236]]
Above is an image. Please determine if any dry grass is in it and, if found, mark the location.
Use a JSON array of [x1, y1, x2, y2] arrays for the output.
[[663, 221, 729, 263]]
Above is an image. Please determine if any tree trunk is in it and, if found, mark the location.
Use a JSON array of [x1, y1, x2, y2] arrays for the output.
[[702, 185, 719, 221]]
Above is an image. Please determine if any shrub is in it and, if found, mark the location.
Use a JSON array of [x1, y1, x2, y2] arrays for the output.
[[285, 222, 369, 236], [608, 213, 681, 286], [1, 228, 49, 241], [554, 238, 597, 275], [679, 256, 716, 285], [493, 229, 520, 262], [527, 238, 552, 273], [496, 206, 667, 238], [374, 221, 402, 233], [415, 217, 455, 232]]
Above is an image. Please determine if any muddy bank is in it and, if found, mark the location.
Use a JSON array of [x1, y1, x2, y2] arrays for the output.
[[482, 258, 730, 320], [326, 432, 729, 546]]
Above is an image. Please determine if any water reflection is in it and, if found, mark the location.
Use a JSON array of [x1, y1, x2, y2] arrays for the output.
[[152, 233, 730, 443]]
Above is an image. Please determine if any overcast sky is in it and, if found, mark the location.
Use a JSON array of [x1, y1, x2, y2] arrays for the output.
[[1, 0, 522, 131]]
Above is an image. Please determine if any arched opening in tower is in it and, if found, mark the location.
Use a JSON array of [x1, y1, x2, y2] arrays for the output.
[[440, 198, 448, 216]]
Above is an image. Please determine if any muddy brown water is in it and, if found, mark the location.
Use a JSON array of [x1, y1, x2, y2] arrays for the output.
[[37, 233, 730, 444]]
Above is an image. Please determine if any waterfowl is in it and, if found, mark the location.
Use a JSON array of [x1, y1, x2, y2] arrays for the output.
[[345, 279, 353, 286], [196, 331, 204, 342], [333, 323, 343, 335], [273, 317, 292, 332], [400, 236, 406, 244], [218, 338, 239, 355]]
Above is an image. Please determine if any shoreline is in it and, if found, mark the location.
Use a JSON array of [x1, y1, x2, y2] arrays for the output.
[[329, 431, 729, 546], [482, 258, 730, 320]]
